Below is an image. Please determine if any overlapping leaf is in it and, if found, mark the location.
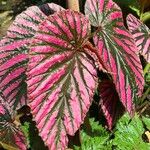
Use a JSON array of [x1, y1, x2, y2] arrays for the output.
[[127, 14, 150, 63], [85, 0, 144, 114], [27, 10, 98, 150], [0, 3, 64, 110], [99, 80, 124, 130], [0, 93, 26, 150]]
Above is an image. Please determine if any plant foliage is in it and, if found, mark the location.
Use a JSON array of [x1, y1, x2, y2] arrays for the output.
[[27, 10, 98, 150], [127, 14, 150, 63], [113, 114, 150, 150], [99, 80, 124, 130], [74, 114, 150, 150], [0, 0, 149, 149], [0, 3, 64, 111], [74, 118, 111, 150], [85, 0, 144, 115], [142, 116, 150, 131]]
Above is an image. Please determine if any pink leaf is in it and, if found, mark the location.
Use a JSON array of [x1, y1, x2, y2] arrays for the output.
[[99, 80, 124, 130], [127, 14, 150, 63], [85, 0, 144, 114], [27, 10, 98, 150], [0, 93, 26, 150], [0, 3, 64, 111]]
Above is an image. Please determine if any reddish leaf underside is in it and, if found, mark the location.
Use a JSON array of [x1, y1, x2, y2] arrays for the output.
[[0, 93, 26, 150], [27, 10, 98, 150], [0, 3, 64, 110], [99, 80, 124, 130], [127, 14, 150, 63], [85, 0, 144, 114]]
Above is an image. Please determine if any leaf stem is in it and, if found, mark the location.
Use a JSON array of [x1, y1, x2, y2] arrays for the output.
[[66, 0, 80, 11], [83, 41, 107, 71], [144, 63, 150, 76], [83, 114, 92, 135]]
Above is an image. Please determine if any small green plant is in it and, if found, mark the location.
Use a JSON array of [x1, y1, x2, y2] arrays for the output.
[[75, 114, 150, 150], [113, 114, 150, 150]]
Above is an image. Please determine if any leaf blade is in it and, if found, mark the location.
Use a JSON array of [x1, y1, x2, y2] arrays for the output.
[[127, 14, 150, 63], [99, 80, 124, 130], [85, 0, 144, 114], [0, 3, 64, 111], [27, 10, 98, 150]]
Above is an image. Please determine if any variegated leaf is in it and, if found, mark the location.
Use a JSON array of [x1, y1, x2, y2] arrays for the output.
[[0, 93, 26, 150], [85, 0, 144, 114], [27, 10, 98, 150], [127, 14, 150, 63], [99, 80, 124, 130], [0, 3, 64, 111]]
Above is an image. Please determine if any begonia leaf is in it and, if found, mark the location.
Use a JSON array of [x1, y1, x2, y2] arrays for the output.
[[27, 10, 98, 150]]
